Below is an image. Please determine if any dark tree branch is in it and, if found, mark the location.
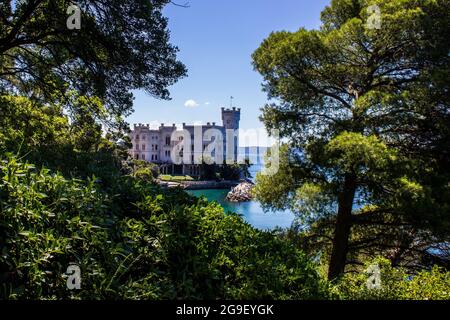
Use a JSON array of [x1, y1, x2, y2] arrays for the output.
[[170, 1, 190, 8]]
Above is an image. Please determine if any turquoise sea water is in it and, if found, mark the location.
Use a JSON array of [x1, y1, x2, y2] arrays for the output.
[[187, 189, 295, 230], [187, 163, 296, 230]]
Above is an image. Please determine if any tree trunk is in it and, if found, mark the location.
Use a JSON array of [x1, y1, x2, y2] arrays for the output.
[[328, 173, 357, 280]]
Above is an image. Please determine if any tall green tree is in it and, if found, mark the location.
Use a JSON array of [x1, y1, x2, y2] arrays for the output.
[[0, 94, 127, 184], [0, 0, 186, 127], [252, 0, 449, 280]]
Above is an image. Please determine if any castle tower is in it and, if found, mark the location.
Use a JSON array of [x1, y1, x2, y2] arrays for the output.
[[221, 107, 240, 163], [221, 107, 240, 130]]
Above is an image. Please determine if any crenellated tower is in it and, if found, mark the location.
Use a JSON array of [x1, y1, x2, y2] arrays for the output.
[[221, 107, 240, 162], [221, 107, 240, 130]]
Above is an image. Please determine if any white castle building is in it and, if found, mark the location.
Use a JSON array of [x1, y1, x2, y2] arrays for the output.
[[129, 107, 241, 176]]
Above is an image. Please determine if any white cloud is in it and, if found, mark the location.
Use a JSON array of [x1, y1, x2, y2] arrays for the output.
[[204, 102, 210, 105], [184, 99, 199, 108]]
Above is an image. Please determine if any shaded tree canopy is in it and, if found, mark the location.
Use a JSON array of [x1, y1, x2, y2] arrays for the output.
[[252, 0, 449, 280], [0, 0, 187, 127]]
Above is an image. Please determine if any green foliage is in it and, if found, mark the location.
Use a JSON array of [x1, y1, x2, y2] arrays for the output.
[[252, 0, 450, 277], [198, 162, 249, 181], [0, 94, 127, 187], [0, 0, 447, 301], [253, 145, 298, 211], [200, 161, 219, 181], [0, 0, 186, 128], [0, 155, 325, 299], [0, 0, 316, 302], [325, 132, 397, 174], [0, 95, 70, 156], [129, 160, 160, 182], [331, 258, 450, 300], [218, 163, 242, 181]]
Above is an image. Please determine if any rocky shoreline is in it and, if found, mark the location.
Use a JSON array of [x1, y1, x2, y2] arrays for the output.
[[158, 179, 255, 203], [226, 181, 254, 202]]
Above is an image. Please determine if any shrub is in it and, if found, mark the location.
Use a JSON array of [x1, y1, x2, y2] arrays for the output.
[[0, 155, 325, 299], [331, 257, 450, 300], [130, 160, 159, 182]]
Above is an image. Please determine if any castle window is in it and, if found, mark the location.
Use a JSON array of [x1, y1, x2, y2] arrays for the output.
[[136, 144, 140, 151], [155, 155, 158, 161], [135, 154, 139, 160], [142, 135, 146, 140], [136, 135, 140, 140], [165, 136, 170, 146], [142, 144, 145, 151], [141, 154, 145, 160]]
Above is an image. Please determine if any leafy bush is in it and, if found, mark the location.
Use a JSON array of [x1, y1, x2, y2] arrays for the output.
[[128, 160, 160, 182], [331, 258, 450, 300], [218, 163, 242, 181], [0, 95, 127, 187], [0, 155, 325, 299]]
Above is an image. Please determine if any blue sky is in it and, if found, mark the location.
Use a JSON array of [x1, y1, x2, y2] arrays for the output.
[[127, 0, 330, 145]]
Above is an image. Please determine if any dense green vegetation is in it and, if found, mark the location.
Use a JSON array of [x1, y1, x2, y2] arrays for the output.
[[199, 161, 250, 181], [0, 0, 186, 130], [330, 258, 450, 300], [0, 74, 324, 300], [0, 154, 326, 299], [0, 0, 448, 300], [253, 0, 450, 281]]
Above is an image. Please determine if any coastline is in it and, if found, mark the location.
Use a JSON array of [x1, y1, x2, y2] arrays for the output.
[[158, 180, 240, 190]]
